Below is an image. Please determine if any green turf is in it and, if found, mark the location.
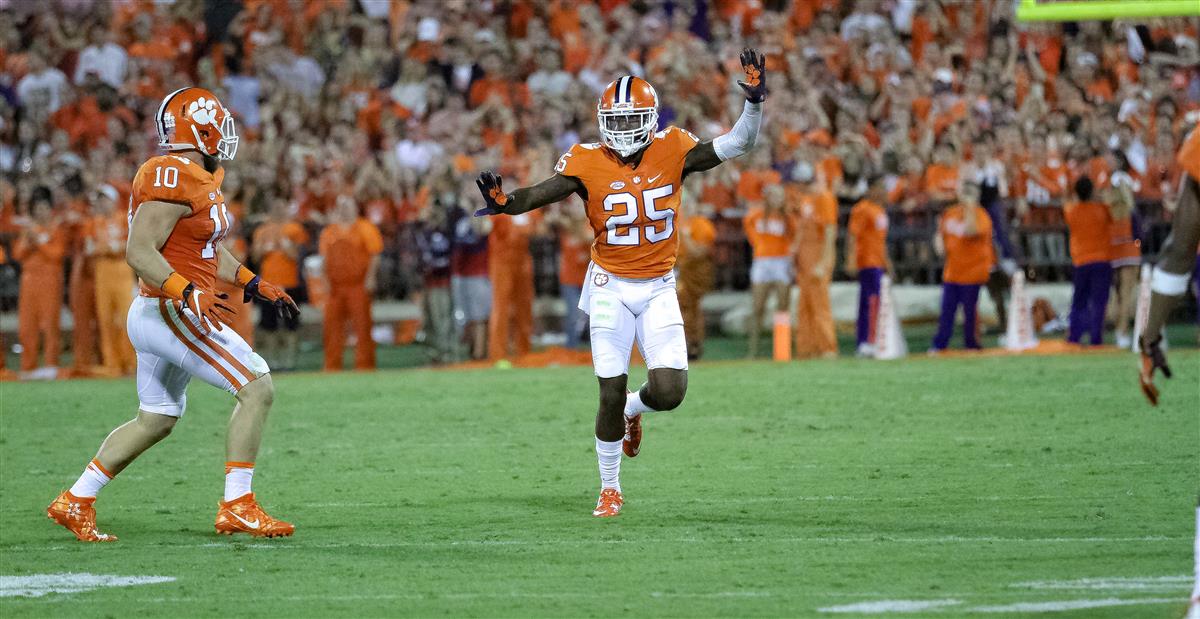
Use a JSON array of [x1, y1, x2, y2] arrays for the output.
[[1, 352, 1197, 617]]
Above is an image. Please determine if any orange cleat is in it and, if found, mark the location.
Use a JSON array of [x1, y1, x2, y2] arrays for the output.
[[623, 413, 642, 458], [214, 493, 294, 538], [592, 488, 624, 517], [46, 490, 118, 542]]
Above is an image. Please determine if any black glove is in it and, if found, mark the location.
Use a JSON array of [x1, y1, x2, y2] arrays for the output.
[[736, 48, 768, 103], [244, 275, 301, 320], [474, 170, 509, 217]]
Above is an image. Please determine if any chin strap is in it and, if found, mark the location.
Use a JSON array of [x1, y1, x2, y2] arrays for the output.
[[713, 101, 762, 161]]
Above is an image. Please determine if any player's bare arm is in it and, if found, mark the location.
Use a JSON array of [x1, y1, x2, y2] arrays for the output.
[[126, 200, 190, 288], [473, 170, 583, 217], [216, 243, 300, 319], [682, 48, 767, 177], [127, 199, 236, 332]]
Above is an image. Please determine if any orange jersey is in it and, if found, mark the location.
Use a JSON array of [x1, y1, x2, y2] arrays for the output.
[[743, 207, 794, 258], [253, 221, 309, 289], [130, 154, 231, 297], [555, 126, 700, 278], [87, 210, 129, 258], [1108, 216, 1140, 264], [923, 164, 959, 197], [736, 168, 782, 203], [1063, 200, 1112, 266], [1179, 125, 1200, 183], [13, 224, 68, 281], [940, 204, 994, 284], [1024, 160, 1069, 205], [682, 215, 716, 248], [789, 187, 837, 271], [848, 199, 889, 270], [319, 219, 383, 287]]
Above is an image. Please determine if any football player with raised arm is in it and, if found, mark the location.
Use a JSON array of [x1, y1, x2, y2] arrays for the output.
[[1137, 121, 1199, 406], [475, 50, 767, 517], [47, 88, 300, 541], [1136, 121, 1200, 619]]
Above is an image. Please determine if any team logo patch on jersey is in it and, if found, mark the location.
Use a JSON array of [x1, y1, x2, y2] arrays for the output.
[[610, 181, 626, 190], [594, 273, 610, 287], [209, 192, 216, 200], [633, 176, 641, 184]]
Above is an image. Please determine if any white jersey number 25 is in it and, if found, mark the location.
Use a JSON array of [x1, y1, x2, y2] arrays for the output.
[[602, 185, 675, 246]]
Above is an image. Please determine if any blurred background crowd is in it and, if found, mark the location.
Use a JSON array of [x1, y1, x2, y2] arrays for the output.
[[1, 0, 1198, 376]]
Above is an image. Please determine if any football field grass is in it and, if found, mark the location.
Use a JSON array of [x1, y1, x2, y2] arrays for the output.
[[1, 351, 1197, 617]]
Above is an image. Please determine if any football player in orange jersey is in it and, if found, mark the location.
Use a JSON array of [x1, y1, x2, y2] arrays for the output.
[[475, 50, 767, 517], [1138, 120, 1200, 407], [47, 87, 300, 542]]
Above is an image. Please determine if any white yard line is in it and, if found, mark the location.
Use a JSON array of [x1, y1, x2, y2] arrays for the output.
[[1013, 575, 1192, 592], [819, 599, 963, 613], [0, 573, 175, 598], [968, 597, 1179, 613]]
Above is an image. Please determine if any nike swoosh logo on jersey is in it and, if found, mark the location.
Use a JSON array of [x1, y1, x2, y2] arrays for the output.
[[230, 512, 260, 529], [648, 173, 663, 184]]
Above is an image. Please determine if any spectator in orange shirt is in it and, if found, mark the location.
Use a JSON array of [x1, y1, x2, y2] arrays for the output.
[[789, 163, 838, 359], [736, 149, 782, 206], [252, 199, 309, 370], [1103, 164, 1140, 348], [15, 189, 68, 376], [546, 204, 591, 350], [1063, 177, 1113, 346], [86, 185, 135, 377], [923, 143, 960, 203], [931, 183, 994, 352], [319, 196, 383, 371], [743, 184, 794, 359], [63, 178, 100, 376], [468, 52, 529, 109], [676, 202, 718, 360], [845, 179, 891, 356]]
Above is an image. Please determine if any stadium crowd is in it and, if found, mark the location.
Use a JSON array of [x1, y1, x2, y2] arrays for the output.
[[1, 0, 1198, 375]]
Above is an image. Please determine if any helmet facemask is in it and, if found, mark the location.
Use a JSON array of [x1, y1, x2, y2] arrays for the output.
[[598, 106, 657, 158], [216, 110, 238, 161]]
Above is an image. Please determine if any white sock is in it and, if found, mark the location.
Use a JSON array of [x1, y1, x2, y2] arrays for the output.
[[69, 459, 112, 498], [625, 388, 653, 418], [596, 438, 622, 492], [224, 462, 254, 502]]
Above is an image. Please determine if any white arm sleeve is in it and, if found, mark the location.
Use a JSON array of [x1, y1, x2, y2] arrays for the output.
[[712, 101, 762, 162]]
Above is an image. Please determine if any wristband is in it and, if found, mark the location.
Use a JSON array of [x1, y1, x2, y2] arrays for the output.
[[161, 272, 192, 300], [235, 265, 257, 288]]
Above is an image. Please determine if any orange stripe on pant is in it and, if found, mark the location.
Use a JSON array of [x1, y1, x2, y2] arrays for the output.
[[172, 301, 256, 382], [158, 300, 246, 391]]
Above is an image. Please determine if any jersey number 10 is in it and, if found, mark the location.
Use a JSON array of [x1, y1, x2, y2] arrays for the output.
[[603, 185, 675, 246], [154, 165, 230, 260]]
